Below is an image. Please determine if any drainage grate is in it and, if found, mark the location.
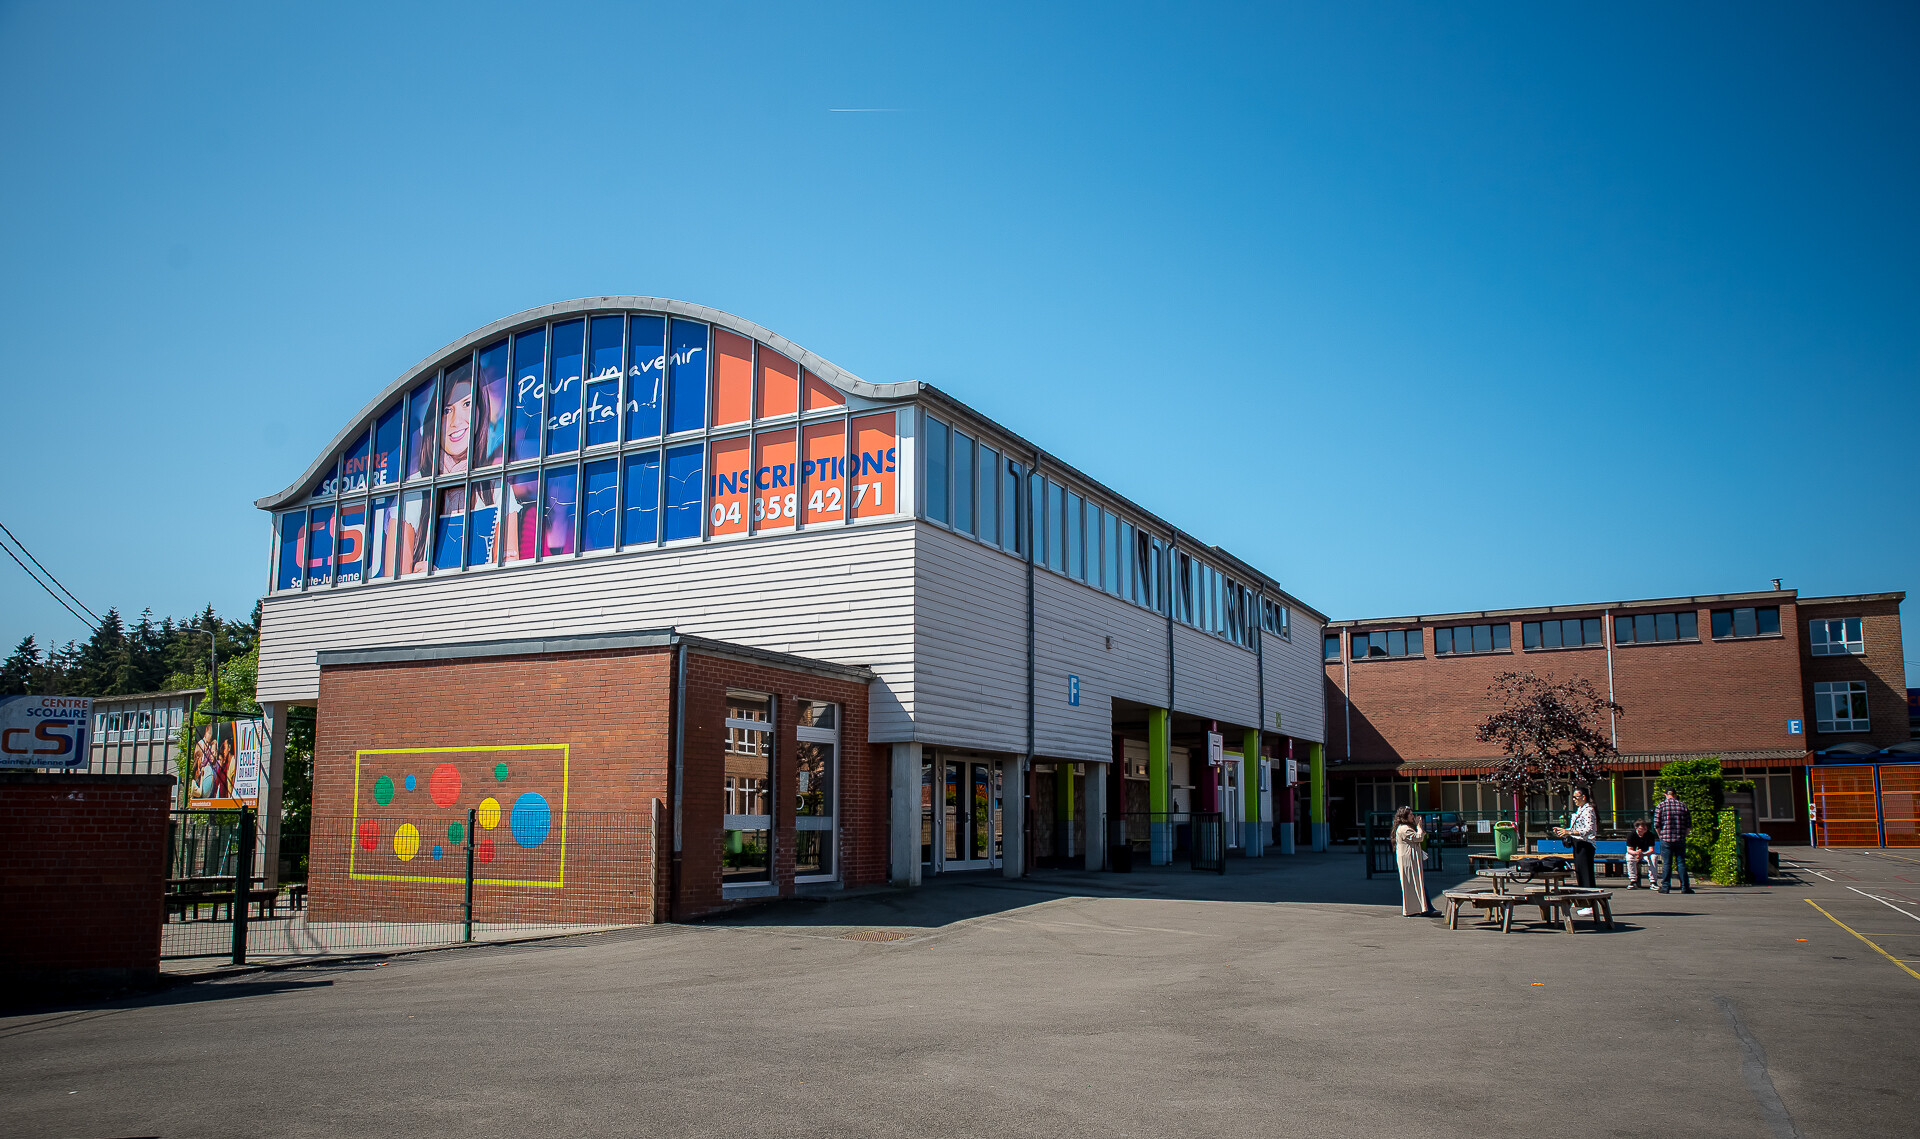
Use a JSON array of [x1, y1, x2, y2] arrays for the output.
[[841, 929, 912, 942]]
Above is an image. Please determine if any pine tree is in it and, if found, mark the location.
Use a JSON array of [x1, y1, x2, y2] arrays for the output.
[[0, 635, 40, 696]]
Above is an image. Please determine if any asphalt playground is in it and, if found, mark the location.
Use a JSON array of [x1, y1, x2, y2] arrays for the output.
[[3, 846, 1916, 1138]]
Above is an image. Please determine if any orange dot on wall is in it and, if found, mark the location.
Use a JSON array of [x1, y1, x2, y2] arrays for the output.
[[429, 763, 461, 807]]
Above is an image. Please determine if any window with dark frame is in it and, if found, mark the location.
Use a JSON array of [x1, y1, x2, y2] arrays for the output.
[[1351, 628, 1424, 659], [1433, 623, 1509, 656], [1711, 606, 1780, 640], [1613, 610, 1699, 645], [1522, 617, 1604, 650]]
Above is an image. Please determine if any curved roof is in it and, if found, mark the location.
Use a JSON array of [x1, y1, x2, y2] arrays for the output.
[[255, 297, 920, 511]]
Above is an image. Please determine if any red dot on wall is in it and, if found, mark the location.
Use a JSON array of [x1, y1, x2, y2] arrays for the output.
[[430, 763, 461, 807], [357, 820, 379, 851], [477, 839, 495, 864]]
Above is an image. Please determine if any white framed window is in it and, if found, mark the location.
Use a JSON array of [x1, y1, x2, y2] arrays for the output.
[[1809, 618, 1864, 656], [1813, 681, 1870, 733], [722, 692, 773, 886], [794, 701, 839, 882]]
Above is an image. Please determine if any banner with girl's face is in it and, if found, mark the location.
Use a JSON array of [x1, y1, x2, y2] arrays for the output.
[[190, 718, 267, 809]]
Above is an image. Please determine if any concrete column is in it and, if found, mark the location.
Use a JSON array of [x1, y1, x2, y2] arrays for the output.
[[1084, 761, 1107, 871], [889, 742, 922, 886], [1241, 729, 1263, 857], [1310, 741, 1329, 851], [258, 702, 289, 890], [1002, 756, 1025, 879], [1148, 707, 1172, 865]]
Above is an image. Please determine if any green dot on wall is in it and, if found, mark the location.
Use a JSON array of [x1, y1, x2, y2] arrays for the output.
[[373, 776, 394, 805], [494, 762, 508, 782], [448, 821, 465, 845]]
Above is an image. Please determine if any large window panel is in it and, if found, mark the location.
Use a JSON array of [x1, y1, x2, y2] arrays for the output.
[[372, 404, 403, 487], [542, 465, 577, 557], [664, 443, 705, 540], [581, 459, 617, 551], [1066, 493, 1083, 579], [433, 487, 465, 570], [335, 499, 366, 584], [306, 505, 334, 587], [1047, 481, 1065, 572], [620, 451, 660, 546], [341, 432, 371, 496], [712, 328, 754, 427], [1119, 521, 1134, 600], [467, 479, 500, 566], [1102, 511, 1118, 593], [802, 367, 845, 412], [1001, 459, 1021, 552], [708, 435, 750, 537], [310, 457, 338, 500], [952, 431, 974, 535], [723, 694, 773, 885], [757, 345, 799, 419], [475, 338, 508, 468], [405, 376, 437, 481], [754, 429, 797, 532], [438, 357, 474, 476], [924, 416, 949, 524], [544, 319, 584, 456], [1810, 618, 1865, 656], [366, 495, 395, 580], [626, 315, 665, 441], [511, 327, 546, 462], [849, 413, 896, 520], [978, 444, 999, 544], [397, 490, 430, 577], [584, 318, 622, 449], [275, 512, 304, 591], [801, 420, 846, 526], [668, 319, 710, 433], [503, 473, 539, 563]]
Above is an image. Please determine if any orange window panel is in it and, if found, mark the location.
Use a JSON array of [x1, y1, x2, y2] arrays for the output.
[[708, 435, 750, 537], [802, 367, 845, 411], [712, 330, 754, 426], [1880, 764, 1920, 848], [849, 412, 897, 520], [801, 419, 846, 526], [753, 429, 798, 532], [757, 347, 799, 419]]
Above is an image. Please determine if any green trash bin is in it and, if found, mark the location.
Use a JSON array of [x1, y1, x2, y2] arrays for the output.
[[1493, 821, 1518, 862]]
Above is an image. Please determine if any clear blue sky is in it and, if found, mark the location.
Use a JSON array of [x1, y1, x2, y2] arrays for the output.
[[2, 2, 1915, 683]]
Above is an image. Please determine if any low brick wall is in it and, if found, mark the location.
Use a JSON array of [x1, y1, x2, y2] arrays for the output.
[[0, 773, 173, 991]]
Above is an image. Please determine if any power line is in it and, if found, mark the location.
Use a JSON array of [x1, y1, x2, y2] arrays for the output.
[[0, 520, 99, 623], [0, 537, 95, 629]]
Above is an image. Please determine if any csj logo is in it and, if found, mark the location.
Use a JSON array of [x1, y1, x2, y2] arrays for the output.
[[0, 695, 92, 768]]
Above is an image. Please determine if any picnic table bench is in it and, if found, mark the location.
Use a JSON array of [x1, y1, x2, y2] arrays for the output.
[[1442, 889, 1521, 932], [166, 877, 280, 921], [1442, 887, 1615, 933]]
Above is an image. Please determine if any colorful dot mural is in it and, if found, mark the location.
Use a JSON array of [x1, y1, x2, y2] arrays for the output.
[[349, 745, 567, 886]]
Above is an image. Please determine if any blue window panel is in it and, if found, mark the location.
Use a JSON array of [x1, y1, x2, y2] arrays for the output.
[[546, 319, 584, 455], [542, 466, 577, 556], [664, 443, 704, 540], [667, 319, 708, 435], [583, 458, 618, 551], [341, 431, 371, 496], [276, 512, 305, 590], [626, 316, 665, 440], [405, 376, 436, 480], [589, 315, 623, 384], [475, 338, 510, 469], [584, 378, 620, 448], [466, 481, 499, 568], [433, 487, 464, 570], [621, 450, 660, 546], [924, 417, 949, 523], [306, 505, 335, 587], [372, 404, 403, 488], [310, 457, 338, 500], [511, 327, 546, 462]]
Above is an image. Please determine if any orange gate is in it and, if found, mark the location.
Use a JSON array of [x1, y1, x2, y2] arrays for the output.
[[1812, 763, 1920, 848]]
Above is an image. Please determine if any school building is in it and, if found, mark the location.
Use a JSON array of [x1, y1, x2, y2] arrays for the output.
[[252, 297, 1330, 920], [1323, 588, 1913, 846]]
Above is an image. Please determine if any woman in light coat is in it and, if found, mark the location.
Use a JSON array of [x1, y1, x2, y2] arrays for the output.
[[1393, 806, 1435, 917]]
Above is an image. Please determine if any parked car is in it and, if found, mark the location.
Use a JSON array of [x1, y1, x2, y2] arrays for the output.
[[1432, 811, 1470, 846]]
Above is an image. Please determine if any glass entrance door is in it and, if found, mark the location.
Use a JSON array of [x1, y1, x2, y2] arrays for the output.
[[935, 757, 1002, 871]]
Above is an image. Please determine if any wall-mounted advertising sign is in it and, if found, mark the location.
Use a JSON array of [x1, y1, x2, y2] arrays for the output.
[[189, 718, 268, 809], [0, 695, 91, 769]]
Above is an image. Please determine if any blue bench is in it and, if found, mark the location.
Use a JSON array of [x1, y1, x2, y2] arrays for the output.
[[1535, 839, 1631, 876]]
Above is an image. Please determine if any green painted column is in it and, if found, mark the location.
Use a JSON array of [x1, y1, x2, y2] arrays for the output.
[[1310, 741, 1328, 851], [1242, 729, 1263, 857], [1056, 762, 1076, 859], [1148, 707, 1171, 865]]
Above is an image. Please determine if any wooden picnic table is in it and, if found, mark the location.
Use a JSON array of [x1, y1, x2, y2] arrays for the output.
[[1442, 887, 1615, 933], [1441, 889, 1520, 932], [1478, 867, 1575, 895]]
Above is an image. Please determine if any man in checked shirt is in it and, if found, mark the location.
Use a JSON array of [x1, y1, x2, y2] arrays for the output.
[[1655, 788, 1695, 894]]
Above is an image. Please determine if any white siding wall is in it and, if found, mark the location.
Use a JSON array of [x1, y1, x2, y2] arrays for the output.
[[258, 522, 919, 741], [1030, 567, 1168, 762], [912, 525, 1027, 753], [1262, 612, 1328, 744], [1171, 624, 1260, 728]]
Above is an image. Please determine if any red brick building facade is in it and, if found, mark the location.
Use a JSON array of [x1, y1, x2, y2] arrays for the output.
[[308, 631, 875, 924], [1323, 590, 1908, 844]]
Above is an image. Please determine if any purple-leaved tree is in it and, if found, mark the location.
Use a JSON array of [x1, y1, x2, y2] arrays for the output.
[[1476, 672, 1623, 798]]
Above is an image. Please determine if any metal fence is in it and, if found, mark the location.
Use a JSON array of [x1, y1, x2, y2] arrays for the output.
[[1110, 812, 1227, 874], [163, 807, 662, 968], [1363, 811, 1446, 878]]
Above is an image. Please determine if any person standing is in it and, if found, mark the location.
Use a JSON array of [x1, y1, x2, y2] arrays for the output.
[[1393, 806, 1435, 917], [1553, 788, 1600, 889], [1625, 818, 1657, 888], [1655, 787, 1694, 894]]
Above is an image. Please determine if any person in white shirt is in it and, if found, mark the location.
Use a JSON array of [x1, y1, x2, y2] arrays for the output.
[[1551, 788, 1599, 892]]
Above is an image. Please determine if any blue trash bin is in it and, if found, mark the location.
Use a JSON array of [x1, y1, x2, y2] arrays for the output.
[[1741, 833, 1771, 885]]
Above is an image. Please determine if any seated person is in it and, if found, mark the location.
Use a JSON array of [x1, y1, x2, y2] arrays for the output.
[[1625, 818, 1657, 889]]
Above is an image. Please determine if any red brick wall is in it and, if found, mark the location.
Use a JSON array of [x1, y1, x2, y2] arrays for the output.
[[1325, 602, 1808, 762], [1801, 597, 1908, 746], [311, 644, 875, 925], [675, 651, 877, 919], [0, 774, 172, 980]]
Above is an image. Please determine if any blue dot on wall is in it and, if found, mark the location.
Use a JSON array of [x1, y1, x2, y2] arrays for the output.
[[404, 774, 416, 791], [509, 792, 552, 849], [431, 845, 443, 861]]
